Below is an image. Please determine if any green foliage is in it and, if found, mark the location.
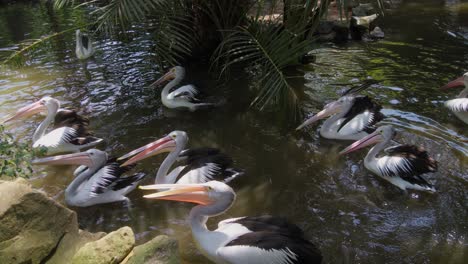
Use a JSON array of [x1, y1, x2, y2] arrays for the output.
[[0, 125, 34, 179]]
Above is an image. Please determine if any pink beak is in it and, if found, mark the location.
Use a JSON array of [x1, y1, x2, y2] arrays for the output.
[[296, 101, 341, 130], [118, 136, 176, 167], [3, 100, 46, 123], [339, 130, 383, 155], [32, 152, 93, 167], [441, 76, 465, 90], [150, 71, 176, 87]]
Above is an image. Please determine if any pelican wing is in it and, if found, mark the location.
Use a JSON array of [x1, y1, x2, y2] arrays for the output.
[[338, 96, 384, 135], [54, 109, 90, 136], [176, 150, 241, 184], [170, 85, 199, 100], [379, 145, 437, 185], [445, 98, 468, 112], [218, 231, 322, 264], [90, 161, 144, 196]]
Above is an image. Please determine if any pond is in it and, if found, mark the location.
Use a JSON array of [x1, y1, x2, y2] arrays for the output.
[[0, 1, 466, 263]]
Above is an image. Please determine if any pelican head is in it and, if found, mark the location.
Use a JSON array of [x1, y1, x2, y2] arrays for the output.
[[140, 181, 236, 209], [441, 72, 468, 90], [118, 130, 188, 166], [4, 96, 60, 123], [340, 125, 395, 155], [150, 66, 185, 87], [32, 149, 107, 168], [296, 96, 355, 130]]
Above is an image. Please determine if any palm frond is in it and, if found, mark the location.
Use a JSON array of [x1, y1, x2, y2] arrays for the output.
[[217, 22, 310, 110]]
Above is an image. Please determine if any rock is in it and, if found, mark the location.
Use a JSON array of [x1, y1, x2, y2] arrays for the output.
[[47, 230, 106, 264], [0, 179, 77, 264], [71, 226, 135, 264], [127, 235, 179, 264], [350, 14, 379, 40], [370, 26, 385, 39], [315, 21, 349, 43]]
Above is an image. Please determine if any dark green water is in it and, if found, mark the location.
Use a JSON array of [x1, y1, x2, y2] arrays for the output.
[[0, 1, 467, 263]]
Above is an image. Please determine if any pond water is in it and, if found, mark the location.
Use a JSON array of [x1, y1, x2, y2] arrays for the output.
[[0, 1, 467, 263]]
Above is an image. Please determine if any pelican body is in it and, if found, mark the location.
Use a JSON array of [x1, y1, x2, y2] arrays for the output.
[[340, 126, 437, 192], [140, 181, 323, 264], [32, 149, 145, 207], [76, 29, 94, 60], [151, 66, 215, 111], [441, 72, 468, 124], [119, 131, 242, 185], [297, 95, 384, 140], [4, 97, 102, 155]]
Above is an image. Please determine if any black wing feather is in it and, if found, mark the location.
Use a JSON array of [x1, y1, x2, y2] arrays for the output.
[[383, 145, 437, 186], [90, 159, 142, 195], [338, 96, 384, 133], [54, 109, 91, 137], [225, 216, 322, 263]]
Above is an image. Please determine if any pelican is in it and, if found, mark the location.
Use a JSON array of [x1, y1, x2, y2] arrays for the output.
[[32, 149, 145, 207], [140, 181, 323, 264], [296, 95, 384, 140], [340, 125, 438, 192], [151, 66, 215, 111], [118, 131, 242, 184], [76, 29, 94, 60], [4, 97, 102, 155], [440, 72, 468, 124]]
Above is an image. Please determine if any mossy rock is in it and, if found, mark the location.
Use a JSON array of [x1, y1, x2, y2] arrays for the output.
[[127, 235, 179, 264], [72, 226, 135, 264]]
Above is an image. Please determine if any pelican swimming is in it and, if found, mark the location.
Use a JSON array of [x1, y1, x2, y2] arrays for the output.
[[296, 95, 384, 140], [340, 125, 438, 192], [4, 96, 102, 155], [151, 66, 215, 111], [76, 29, 94, 60], [118, 131, 242, 184], [32, 149, 145, 207], [440, 72, 468, 124], [140, 181, 323, 264]]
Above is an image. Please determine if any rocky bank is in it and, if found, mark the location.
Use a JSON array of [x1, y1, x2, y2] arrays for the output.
[[0, 179, 179, 264]]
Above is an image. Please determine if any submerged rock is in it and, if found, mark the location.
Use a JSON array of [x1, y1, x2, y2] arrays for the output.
[[370, 26, 385, 39], [127, 235, 179, 264], [352, 3, 375, 16], [0, 179, 76, 264], [71, 226, 135, 264]]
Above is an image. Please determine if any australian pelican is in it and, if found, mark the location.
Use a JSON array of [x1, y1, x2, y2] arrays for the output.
[[440, 72, 468, 124], [151, 66, 215, 111], [340, 125, 438, 192], [296, 94, 384, 140], [4, 96, 102, 155], [140, 181, 323, 264], [118, 131, 242, 184], [32, 149, 145, 207], [76, 29, 94, 60]]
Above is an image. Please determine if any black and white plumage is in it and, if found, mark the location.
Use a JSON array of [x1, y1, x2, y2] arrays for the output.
[[340, 125, 438, 192], [4, 96, 102, 155], [76, 29, 94, 60], [441, 72, 468, 124], [32, 149, 145, 207], [151, 66, 216, 111], [140, 181, 323, 264], [118, 131, 243, 185], [297, 93, 384, 140]]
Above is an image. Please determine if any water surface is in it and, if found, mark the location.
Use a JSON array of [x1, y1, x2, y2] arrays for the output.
[[0, 1, 466, 263]]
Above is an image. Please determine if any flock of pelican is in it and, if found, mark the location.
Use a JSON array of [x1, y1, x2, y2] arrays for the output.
[[2, 30, 466, 264]]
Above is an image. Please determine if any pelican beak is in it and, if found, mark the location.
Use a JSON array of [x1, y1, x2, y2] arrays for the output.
[[32, 152, 93, 167], [296, 101, 341, 130], [3, 100, 46, 123], [340, 130, 383, 155], [441, 76, 465, 90], [150, 70, 176, 87], [118, 136, 176, 167], [140, 184, 213, 205]]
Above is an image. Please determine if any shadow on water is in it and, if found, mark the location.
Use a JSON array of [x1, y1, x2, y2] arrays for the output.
[[0, 1, 467, 263]]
